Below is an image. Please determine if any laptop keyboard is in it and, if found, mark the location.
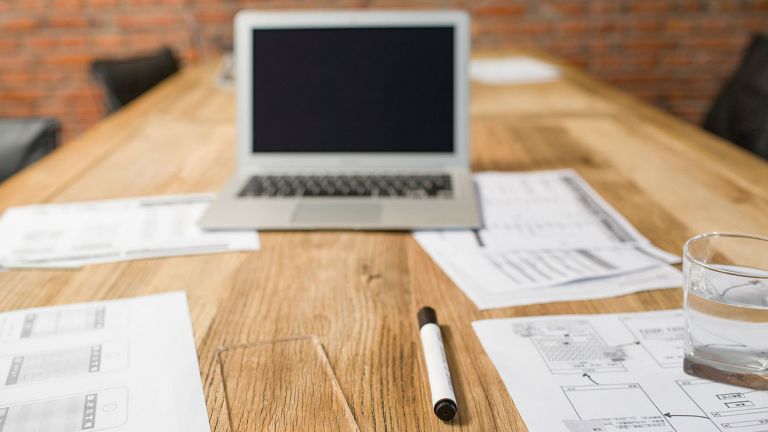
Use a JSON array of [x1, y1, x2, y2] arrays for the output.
[[238, 174, 453, 198]]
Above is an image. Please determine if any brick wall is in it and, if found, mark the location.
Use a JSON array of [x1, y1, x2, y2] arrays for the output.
[[1, 0, 767, 141]]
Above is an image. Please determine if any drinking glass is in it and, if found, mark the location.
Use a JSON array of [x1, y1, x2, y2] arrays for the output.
[[683, 232, 768, 389]]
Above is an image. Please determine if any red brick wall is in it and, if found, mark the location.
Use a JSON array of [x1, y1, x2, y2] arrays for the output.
[[1, 0, 767, 141]]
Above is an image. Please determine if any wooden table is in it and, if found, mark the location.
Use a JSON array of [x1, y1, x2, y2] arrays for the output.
[[1, 50, 766, 431]]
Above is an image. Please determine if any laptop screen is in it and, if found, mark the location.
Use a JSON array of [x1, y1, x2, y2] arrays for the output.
[[250, 27, 455, 153]]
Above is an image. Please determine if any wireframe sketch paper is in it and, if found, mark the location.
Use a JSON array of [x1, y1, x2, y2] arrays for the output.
[[414, 170, 682, 308], [474, 310, 766, 432], [470, 56, 560, 85], [0, 292, 210, 432], [0, 194, 259, 269]]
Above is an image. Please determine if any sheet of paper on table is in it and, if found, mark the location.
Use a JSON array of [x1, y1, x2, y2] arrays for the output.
[[473, 310, 763, 432], [0, 194, 259, 269], [416, 233, 682, 308], [470, 56, 560, 85], [467, 170, 656, 250], [216, 52, 235, 88], [414, 170, 682, 309], [0, 292, 210, 432]]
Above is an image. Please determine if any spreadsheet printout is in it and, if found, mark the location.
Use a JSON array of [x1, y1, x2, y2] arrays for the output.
[[0, 194, 259, 269], [414, 170, 682, 308]]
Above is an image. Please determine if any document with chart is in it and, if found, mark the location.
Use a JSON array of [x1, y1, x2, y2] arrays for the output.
[[464, 170, 652, 250], [414, 170, 682, 308], [474, 310, 767, 432], [0, 194, 259, 269], [0, 292, 210, 432]]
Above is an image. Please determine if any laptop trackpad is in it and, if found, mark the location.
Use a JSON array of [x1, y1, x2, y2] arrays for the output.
[[292, 202, 382, 224]]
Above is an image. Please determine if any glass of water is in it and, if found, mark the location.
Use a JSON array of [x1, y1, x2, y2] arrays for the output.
[[683, 232, 768, 389]]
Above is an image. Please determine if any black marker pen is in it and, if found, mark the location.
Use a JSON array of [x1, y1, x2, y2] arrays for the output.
[[417, 306, 458, 421]]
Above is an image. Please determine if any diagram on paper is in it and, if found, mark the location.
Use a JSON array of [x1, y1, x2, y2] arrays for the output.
[[620, 313, 685, 368], [678, 379, 768, 432], [412, 170, 683, 310], [562, 383, 674, 432], [0, 304, 129, 342], [473, 310, 756, 432], [0, 292, 210, 431], [513, 320, 627, 374], [0, 388, 128, 432], [1, 341, 129, 387]]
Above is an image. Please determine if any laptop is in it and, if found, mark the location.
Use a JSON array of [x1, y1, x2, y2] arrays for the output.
[[200, 10, 481, 230]]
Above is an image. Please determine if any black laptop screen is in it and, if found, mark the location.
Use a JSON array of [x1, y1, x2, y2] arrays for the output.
[[250, 27, 455, 153]]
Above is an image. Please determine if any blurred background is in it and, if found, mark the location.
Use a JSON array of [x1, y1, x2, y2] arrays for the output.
[[0, 0, 766, 142]]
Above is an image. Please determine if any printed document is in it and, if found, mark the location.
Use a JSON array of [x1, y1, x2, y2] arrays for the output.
[[0, 194, 259, 268], [416, 232, 681, 308], [414, 170, 682, 308], [0, 292, 210, 432], [474, 310, 763, 432], [465, 170, 650, 250], [470, 56, 560, 85]]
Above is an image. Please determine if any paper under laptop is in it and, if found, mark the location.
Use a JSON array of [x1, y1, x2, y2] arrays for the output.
[[414, 170, 682, 308]]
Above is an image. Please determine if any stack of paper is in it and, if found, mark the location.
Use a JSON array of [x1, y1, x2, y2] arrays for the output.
[[0, 292, 210, 431], [0, 194, 259, 269], [470, 56, 560, 85], [414, 170, 682, 309]]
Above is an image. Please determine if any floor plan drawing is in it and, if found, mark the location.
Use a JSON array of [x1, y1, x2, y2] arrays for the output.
[[474, 310, 752, 432]]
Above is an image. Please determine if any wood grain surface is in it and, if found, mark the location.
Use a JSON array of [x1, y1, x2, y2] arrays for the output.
[[218, 337, 359, 431], [0, 50, 766, 431]]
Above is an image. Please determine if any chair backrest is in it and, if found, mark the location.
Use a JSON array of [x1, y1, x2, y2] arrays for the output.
[[703, 34, 768, 159], [0, 117, 60, 182], [91, 47, 180, 113]]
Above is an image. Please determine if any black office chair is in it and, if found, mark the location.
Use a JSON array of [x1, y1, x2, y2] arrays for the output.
[[703, 34, 768, 159], [91, 47, 180, 114], [0, 117, 60, 182]]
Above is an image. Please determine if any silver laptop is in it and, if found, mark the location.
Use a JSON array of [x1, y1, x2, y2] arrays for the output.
[[200, 10, 481, 230]]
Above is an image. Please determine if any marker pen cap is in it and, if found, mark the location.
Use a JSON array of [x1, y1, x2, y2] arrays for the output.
[[418, 306, 437, 328], [434, 398, 457, 421]]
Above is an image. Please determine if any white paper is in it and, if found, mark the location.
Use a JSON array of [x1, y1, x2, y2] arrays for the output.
[[0, 292, 209, 432], [472, 170, 649, 250], [417, 235, 667, 291], [215, 52, 234, 88], [414, 170, 682, 308], [0, 194, 259, 269], [416, 236, 681, 308], [470, 57, 560, 85], [474, 310, 763, 432]]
